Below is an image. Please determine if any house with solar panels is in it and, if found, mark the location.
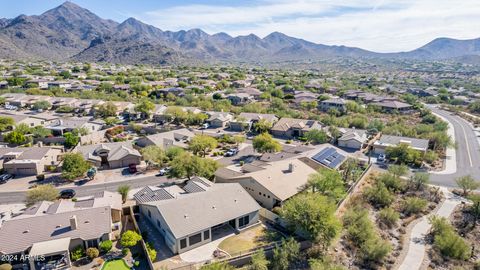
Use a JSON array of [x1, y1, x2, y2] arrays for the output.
[[215, 144, 351, 209], [134, 177, 260, 254]]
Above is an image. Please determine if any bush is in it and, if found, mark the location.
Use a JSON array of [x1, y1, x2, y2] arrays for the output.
[[402, 197, 428, 216], [99, 240, 113, 253], [134, 261, 140, 267], [378, 207, 400, 228], [364, 182, 394, 208], [36, 174, 45, 181], [86, 247, 99, 259], [71, 246, 85, 261], [361, 237, 392, 263], [429, 216, 470, 260], [121, 230, 142, 248], [146, 242, 157, 261], [122, 248, 130, 256]]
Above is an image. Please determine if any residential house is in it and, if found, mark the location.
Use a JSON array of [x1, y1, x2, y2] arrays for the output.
[[337, 128, 369, 150], [48, 81, 72, 89], [0, 147, 62, 176], [0, 112, 45, 128], [237, 87, 263, 100], [151, 87, 185, 98], [226, 93, 254, 105], [230, 113, 278, 132], [136, 178, 260, 254], [206, 112, 234, 128], [319, 98, 347, 112], [25, 79, 49, 89], [371, 100, 413, 113], [215, 158, 317, 209], [74, 141, 141, 169], [293, 91, 319, 106], [271, 118, 323, 139], [0, 192, 121, 269], [45, 117, 104, 136], [135, 128, 195, 149], [373, 135, 429, 154]]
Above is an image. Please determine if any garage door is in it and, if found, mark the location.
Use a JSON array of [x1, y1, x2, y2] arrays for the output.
[[16, 168, 37, 175]]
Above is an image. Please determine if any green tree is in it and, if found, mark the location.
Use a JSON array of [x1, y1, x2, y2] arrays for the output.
[[253, 119, 273, 134], [25, 184, 58, 206], [63, 132, 79, 148], [304, 129, 329, 144], [281, 194, 341, 248], [31, 126, 52, 138], [62, 153, 90, 180], [15, 123, 31, 135], [117, 185, 131, 203], [120, 230, 142, 248], [32, 100, 51, 111], [309, 258, 346, 270], [388, 164, 408, 178], [271, 238, 299, 270], [96, 102, 117, 118], [169, 152, 220, 180], [386, 143, 422, 165], [233, 135, 245, 147], [455, 175, 480, 196], [135, 98, 155, 118], [140, 145, 166, 167], [252, 133, 282, 153], [189, 135, 218, 157], [250, 249, 268, 270], [0, 116, 14, 131], [307, 169, 346, 202], [409, 172, 430, 190], [4, 130, 26, 145]]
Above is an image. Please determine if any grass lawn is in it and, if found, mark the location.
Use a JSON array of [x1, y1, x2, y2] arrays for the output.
[[101, 259, 131, 270], [218, 225, 281, 255]]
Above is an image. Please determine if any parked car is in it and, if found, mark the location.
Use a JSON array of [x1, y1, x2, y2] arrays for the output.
[[128, 164, 137, 174], [0, 174, 12, 184], [201, 123, 210, 129], [377, 154, 386, 163], [225, 148, 239, 157], [59, 189, 76, 199], [159, 167, 171, 176]]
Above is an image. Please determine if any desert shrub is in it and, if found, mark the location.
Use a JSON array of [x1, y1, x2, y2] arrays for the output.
[[86, 247, 99, 259], [378, 207, 400, 228], [402, 197, 428, 216], [99, 240, 113, 253], [71, 246, 85, 261], [429, 216, 470, 260], [122, 248, 130, 256], [146, 242, 157, 261], [364, 182, 394, 208]]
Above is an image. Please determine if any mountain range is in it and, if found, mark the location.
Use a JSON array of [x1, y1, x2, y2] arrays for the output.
[[0, 1, 479, 65]]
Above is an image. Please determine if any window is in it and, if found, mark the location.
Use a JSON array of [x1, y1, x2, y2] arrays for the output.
[[157, 220, 161, 229], [180, 238, 187, 249], [259, 192, 261, 195], [147, 210, 151, 218], [204, 230, 210, 240], [238, 215, 250, 228], [189, 233, 202, 246]]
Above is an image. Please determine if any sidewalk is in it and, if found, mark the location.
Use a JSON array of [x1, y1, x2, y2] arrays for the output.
[[397, 188, 464, 270], [430, 111, 456, 175]]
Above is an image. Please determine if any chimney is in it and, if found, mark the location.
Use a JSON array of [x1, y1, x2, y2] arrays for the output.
[[70, 215, 78, 230], [288, 163, 294, 172]]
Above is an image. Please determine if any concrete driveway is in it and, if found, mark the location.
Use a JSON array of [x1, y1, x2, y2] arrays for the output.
[[179, 225, 235, 263]]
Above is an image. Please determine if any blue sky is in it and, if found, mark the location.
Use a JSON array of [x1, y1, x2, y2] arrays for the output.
[[1, 0, 479, 52]]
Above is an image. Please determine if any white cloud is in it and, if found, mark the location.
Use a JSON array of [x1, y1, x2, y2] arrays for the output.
[[141, 0, 480, 52]]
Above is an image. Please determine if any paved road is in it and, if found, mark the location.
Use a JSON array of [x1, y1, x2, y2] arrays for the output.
[[0, 174, 175, 204], [218, 145, 256, 166], [428, 106, 480, 187]]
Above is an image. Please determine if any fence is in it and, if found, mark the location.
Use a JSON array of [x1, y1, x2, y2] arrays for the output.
[[127, 206, 155, 270], [336, 162, 372, 211]]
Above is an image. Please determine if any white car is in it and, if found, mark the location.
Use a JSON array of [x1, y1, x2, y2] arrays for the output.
[[159, 167, 171, 176], [377, 154, 386, 162]]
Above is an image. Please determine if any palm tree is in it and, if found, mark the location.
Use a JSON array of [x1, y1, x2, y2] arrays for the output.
[[117, 185, 131, 203]]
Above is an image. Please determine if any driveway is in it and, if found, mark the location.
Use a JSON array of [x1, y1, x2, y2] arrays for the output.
[[218, 144, 257, 166], [427, 106, 480, 187]]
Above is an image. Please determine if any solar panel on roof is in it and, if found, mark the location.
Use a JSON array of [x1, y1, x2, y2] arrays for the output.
[[311, 147, 346, 169]]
